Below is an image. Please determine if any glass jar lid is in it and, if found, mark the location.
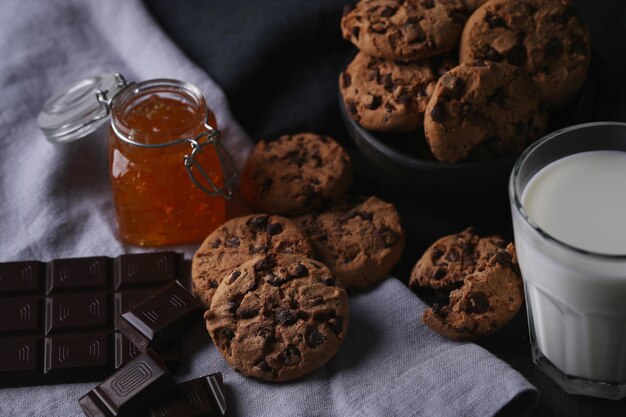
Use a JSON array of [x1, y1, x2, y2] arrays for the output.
[[37, 73, 129, 143]]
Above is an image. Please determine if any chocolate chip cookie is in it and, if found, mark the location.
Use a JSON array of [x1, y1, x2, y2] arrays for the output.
[[192, 214, 314, 308], [341, 0, 468, 61], [205, 254, 349, 382], [241, 133, 352, 215], [296, 196, 404, 289], [340, 51, 437, 132], [421, 243, 523, 340], [424, 61, 547, 163], [409, 227, 509, 290], [459, 0, 590, 107]]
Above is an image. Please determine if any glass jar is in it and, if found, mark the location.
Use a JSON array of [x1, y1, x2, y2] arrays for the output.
[[38, 73, 236, 247]]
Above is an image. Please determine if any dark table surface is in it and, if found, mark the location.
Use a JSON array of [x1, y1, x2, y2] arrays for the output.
[[143, 1, 626, 416]]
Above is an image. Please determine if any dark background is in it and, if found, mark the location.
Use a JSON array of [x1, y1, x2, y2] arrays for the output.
[[143, 1, 626, 416]]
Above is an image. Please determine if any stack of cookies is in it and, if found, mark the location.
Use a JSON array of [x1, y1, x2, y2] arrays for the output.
[[339, 0, 590, 163], [193, 133, 405, 382]]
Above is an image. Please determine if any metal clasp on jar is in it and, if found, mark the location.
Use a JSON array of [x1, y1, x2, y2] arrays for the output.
[[183, 122, 237, 199]]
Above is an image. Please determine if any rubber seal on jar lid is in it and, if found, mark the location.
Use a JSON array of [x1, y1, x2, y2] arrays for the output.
[[37, 73, 130, 143]]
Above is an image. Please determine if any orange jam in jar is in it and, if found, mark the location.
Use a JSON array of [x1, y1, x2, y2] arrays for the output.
[[109, 79, 226, 246]]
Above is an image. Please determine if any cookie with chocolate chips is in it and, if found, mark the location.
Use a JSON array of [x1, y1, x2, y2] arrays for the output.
[[409, 227, 511, 290], [241, 133, 352, 215], [296, 196, 404, 289], [459, 0, 590, 107], [424, 61, 547, 163], [192, 214, 314, 308], [340, 51, 437, 132], [205, 254, 349, 382], [341, 0, 467, 61], [421, 243, 523, 340]]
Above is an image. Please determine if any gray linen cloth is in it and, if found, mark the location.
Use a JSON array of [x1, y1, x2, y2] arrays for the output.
[[0, 0, 537, 416]]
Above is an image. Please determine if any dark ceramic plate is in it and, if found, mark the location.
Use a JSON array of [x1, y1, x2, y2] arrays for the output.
[[340, 56, 600, 203]]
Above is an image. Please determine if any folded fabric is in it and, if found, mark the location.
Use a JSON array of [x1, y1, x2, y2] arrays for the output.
[[0, 0, 536, 416], [0, 278, 536, 417], [0, 0, 251, 262]]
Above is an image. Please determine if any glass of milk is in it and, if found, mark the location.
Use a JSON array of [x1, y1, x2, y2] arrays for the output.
[[509, 122, 626, 400]]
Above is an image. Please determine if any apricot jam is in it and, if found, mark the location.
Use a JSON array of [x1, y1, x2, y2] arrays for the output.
[[109, 79, 225, 246]]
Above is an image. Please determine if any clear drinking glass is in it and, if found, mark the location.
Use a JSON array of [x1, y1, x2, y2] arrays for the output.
[[509, 122, 626, 400]]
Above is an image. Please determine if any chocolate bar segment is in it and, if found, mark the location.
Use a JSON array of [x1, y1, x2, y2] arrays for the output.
[[79, 349, 176, 417], [147, 373, 228, 417], [0, 296, 42, 333], [44, 333, 111, 377], [45, 293, 110, 334], [116, 281, 203, 351], [0, 252, 184, 387], [0, 261, 44, 293], [47, 257, 110, 294], [0, 337, 41, 374], [115, 253, 181, 289]]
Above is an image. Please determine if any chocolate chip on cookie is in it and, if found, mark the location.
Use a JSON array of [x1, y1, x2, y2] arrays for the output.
[[205, 254, 349, 382], [192, 214, 314, 308], [459, 0, 590, 107], [409, 227, 509, 290], [424, 61, 547, 163], [462, 0, 488, 12], [421, 243, 524, 340], [430, 51, 459, 77], [341, 0, 467, 61], [241, 133, 352, 215], [296, 196, 404, 289], [340, 51, 437, 132]]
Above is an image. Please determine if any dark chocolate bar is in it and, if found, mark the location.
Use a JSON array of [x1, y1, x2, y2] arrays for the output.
[[116, 281, 203, 351], [0, 252, 183, 387], [79, 349, 177, 417], [147, 373, 228, 417]]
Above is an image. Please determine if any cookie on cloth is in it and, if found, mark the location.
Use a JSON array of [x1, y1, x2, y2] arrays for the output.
[[424, 60, 547, 163], [205, 254, 349, 382], [241, 133, 352, 215], [341, 0, 468, 61], [192, 214, 314, 308], [340, 51, 437, 132], [409, 227, 509, 290], [296, 196, 404, 289], [421, 243, 523, 340], [459, 0, 590, 107]]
